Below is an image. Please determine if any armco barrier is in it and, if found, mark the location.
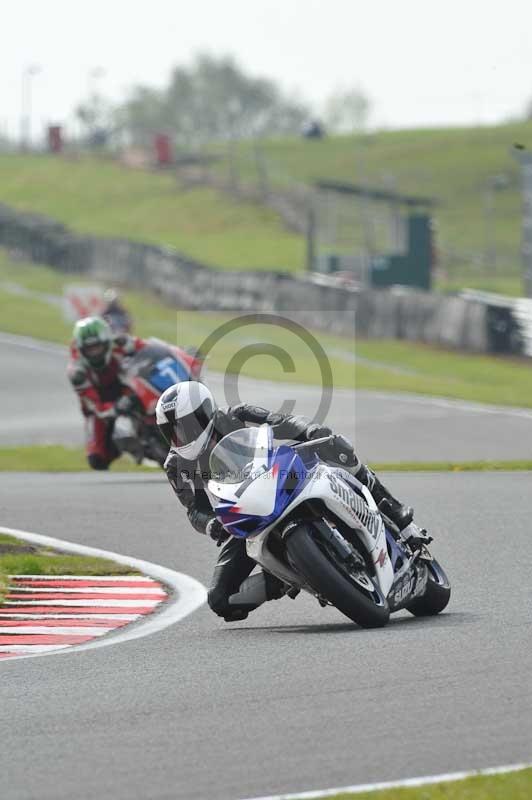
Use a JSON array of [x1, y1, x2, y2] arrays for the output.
[[0, 202, 529, 357], [460, 290, 526, 355]]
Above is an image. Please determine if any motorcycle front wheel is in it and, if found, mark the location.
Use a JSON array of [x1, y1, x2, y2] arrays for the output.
[[285, 522, 390, 628], [406, 558, 450, 617]]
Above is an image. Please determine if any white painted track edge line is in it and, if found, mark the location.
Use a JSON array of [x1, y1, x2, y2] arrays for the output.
[[3, 330, 532, 420], [0, 331, 67, 356], [0, 526, 207, 662], [357, 388, 532, 419], [239, 761, 532, 800]]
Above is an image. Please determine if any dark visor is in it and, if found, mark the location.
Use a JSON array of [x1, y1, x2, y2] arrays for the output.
[[83, 342, 107, 358], [175, 398, 214, 446]]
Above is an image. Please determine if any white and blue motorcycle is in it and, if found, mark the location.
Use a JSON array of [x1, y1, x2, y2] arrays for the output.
[[208, 425, 450, 628]]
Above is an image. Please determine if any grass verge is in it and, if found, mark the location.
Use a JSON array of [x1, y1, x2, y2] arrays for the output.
[[3, 250, 532, 407], [369, 460, 532, 472], [0, 532, 138, 604], [321, 766, 532, 799], [0, 446, 154, 472], [2, 446, 532, 473], [0, 155, 303, 271]]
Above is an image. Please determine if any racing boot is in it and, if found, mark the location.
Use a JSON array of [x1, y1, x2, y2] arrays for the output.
[[356, 465, 414, 532], [224, 572, 288, 622], [361, 468, 433, 548]]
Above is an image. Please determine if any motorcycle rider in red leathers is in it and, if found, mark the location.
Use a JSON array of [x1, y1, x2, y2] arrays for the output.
[[68, 316, 148, 470]]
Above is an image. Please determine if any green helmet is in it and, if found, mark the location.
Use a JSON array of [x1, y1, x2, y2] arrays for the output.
[[73, 316, 113, 370]]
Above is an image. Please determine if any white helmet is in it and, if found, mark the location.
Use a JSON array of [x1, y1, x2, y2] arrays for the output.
[[156, 381, 217, 460]]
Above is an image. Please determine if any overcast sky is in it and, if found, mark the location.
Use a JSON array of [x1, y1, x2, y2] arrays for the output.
[[2, 0, 532, 140]]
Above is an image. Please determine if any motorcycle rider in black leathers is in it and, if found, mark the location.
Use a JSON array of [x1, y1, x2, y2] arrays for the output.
[[156, 381, 424, 622]]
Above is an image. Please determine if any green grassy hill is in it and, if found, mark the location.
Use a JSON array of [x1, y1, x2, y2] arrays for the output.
[[215, 122, 532, 294], [0, 121, 530, 292], [0, 154, 303, 271]]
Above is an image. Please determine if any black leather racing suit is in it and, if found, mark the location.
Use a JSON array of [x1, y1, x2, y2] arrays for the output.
[[164, 404, 413, 621]]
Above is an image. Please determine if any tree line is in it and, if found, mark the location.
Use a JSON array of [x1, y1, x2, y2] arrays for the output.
[[76, 54, 371, 147]]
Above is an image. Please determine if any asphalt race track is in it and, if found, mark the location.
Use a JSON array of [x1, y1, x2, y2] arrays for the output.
[[2, 331, 532, 461], [2, 472, 532, 800], [1, 332, 532, 800]]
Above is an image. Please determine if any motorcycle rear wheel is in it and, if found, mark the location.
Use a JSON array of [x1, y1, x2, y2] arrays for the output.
[[285, 523, 390, 628]]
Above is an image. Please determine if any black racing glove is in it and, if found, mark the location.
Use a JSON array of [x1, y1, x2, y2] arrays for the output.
[[205, 518, 230, 546], [305, 422, 333, 440], [316, 433, 358, 467], [332, 434, 357, 465]]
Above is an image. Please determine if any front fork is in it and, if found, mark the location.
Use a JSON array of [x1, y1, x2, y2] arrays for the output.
[[385, 528, 429, 610]]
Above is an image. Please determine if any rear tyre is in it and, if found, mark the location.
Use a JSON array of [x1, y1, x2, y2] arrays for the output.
[[285, 523, 390, 628], [406, 559, 450, 617]]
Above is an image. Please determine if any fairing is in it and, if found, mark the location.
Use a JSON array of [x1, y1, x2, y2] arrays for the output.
[[123, 339, 201, 414], [207, 425, 395, 596]]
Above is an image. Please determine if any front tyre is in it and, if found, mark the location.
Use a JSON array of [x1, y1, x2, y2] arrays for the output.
[[285, 523, 390, 628], [407, 559, 450, 617]]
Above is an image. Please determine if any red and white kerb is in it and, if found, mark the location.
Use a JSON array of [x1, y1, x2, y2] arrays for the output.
[[0, 574, 168, 658]]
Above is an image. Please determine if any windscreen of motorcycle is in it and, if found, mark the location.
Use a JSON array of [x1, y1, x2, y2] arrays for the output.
[[210, 427, 271, 485]]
